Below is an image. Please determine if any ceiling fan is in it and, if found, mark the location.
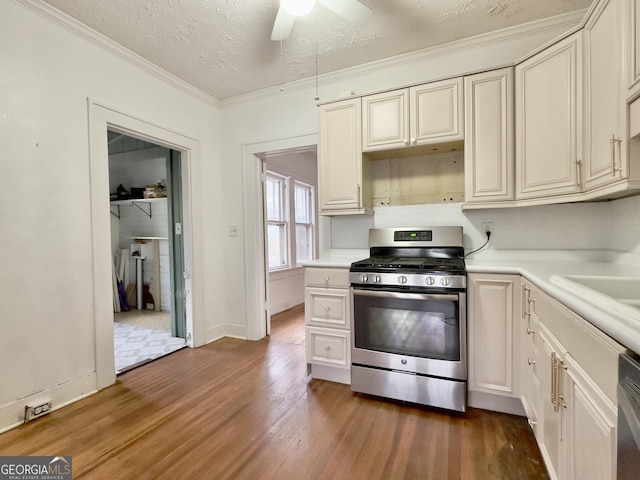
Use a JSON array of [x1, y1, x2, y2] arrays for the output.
[[271, 0, 373, 41]]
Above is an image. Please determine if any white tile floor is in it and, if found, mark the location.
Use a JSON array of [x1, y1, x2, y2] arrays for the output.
[[114, 322, 186, 374]]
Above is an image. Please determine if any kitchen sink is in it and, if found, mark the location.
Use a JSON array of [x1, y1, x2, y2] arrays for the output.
[[550, 275, 640, 319]]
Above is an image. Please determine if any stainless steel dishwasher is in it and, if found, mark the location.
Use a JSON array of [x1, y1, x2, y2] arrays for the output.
[[617, 351, 640, 480]]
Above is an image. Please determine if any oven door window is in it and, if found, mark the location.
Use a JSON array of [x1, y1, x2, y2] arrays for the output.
[[353, 290, 460, 361]]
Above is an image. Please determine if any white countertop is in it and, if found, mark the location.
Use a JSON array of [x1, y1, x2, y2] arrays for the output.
[[301, 249, 368, 268], [466, 249, 640, 355], [306, 248, 640, 354]]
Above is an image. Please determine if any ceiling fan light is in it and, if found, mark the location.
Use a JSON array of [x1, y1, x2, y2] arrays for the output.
[[281, 0, 315, 16]]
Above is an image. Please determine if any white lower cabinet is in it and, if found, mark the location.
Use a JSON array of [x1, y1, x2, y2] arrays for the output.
[[538, 326, 565, 480], [563, 353, 617, 480], [472, 273, 623, 480], [304, 267, 351, 384], [467, 274, 522, 414], [525, 281, 623, 480]]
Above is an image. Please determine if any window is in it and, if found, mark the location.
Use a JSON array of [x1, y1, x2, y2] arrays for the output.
[[265, 170, 316, 271], [265, 172, 288, 270], [294, 181, 313, 264]]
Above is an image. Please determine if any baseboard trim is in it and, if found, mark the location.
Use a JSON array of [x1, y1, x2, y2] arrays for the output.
[[0, 373, 97, 434], [468, 391, 526, 416]]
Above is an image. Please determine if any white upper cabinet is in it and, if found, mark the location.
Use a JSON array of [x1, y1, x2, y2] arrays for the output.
[[410, 78, 464, 145], [626, 0, 640, 96], [362, 89, 409, 151], [318, 98, 370, 215], [362, 77, 464, 152], [583, 0, 628, 191], [515, 33, 583, 199], [464, 68, 514, 203]]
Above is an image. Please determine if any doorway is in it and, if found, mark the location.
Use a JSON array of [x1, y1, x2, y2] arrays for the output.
[[241, 134, 319, 341], [262, 146, 318, 335], [108, 131, 186, 373]]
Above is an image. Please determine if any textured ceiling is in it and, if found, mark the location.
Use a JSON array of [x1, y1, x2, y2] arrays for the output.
[[41, 0, 592, 100]]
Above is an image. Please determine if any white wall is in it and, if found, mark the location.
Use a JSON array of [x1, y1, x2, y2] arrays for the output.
[[330, 201, 612, 252], [0, 1, 222, 431], [330, 192, 640, 256]]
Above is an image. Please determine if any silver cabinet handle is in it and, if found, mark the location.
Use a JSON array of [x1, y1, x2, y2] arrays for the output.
[[551, 352, 558, 409], [528, 358, 537, 366], [610, 134, 622, 176]]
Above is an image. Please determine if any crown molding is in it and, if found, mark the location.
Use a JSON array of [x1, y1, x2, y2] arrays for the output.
[[14, 0, 586, 109], [14, 0, 219, 107], [220, 9, 587, 107]]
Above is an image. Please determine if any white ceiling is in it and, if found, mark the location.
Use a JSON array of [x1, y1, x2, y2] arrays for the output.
[[42, 0, 592, 100]]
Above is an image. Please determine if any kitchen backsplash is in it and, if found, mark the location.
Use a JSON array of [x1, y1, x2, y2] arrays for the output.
[[330, 194, 640, 255]]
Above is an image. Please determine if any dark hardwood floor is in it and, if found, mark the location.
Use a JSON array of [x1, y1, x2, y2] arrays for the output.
[[0, 305, 549, 479]]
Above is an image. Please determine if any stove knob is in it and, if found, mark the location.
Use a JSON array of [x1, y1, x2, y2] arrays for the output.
[[360, 274, 368, 283], [441, 277, 450, 287], [374, 275, 381, 283], [398, 275, 408, 285], [425, 276, 435, 286]]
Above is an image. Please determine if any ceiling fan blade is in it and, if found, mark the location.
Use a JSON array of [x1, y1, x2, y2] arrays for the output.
[[318, 0, 372, 26], [271, 7, 295, 41]]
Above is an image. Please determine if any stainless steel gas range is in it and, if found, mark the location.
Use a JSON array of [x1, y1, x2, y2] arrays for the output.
[[349, 226, 467, 412]]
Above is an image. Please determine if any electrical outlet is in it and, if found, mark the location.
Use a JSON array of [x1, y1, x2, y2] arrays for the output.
[[24, 401, 52, 422], [482, 222, 494, 235], [228, 225, 239, 237]]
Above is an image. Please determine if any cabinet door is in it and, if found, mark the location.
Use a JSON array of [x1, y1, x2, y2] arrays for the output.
[[524, 315, 543, 440], [318, 98, 364, 213], [515, 33, 582, 199], [627, 0, 640, 94], [539, 327, 564, 480], [362, 89, 409, 151], [563, 354, 617, 480], [410, 77, 464, 145], [464, 68, 514, 203], [521, 279, 542, 437], [584, 0, 627, 190], [467, 274, 519, 397]]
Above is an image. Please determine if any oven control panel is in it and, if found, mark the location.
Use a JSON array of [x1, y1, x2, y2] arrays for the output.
[[394, 230, 433, 242], [349, 272, 466, 290]]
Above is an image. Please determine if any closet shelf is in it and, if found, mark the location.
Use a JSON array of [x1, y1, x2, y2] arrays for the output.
[[110, 197, 166, 219]]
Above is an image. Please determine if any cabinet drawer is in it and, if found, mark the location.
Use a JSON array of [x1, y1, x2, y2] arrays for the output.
[[535, 289, 624, 403], [305, 267, 350, 288], [306, 327, 350, 369], [305, 287, 350, 329]]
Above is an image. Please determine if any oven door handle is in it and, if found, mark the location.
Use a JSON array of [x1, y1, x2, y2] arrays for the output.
[[353, 289, 459, 302]]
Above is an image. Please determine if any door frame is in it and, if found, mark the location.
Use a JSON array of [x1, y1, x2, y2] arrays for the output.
[[241, 133, 317, 340], [88, 99, 199, 389]]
